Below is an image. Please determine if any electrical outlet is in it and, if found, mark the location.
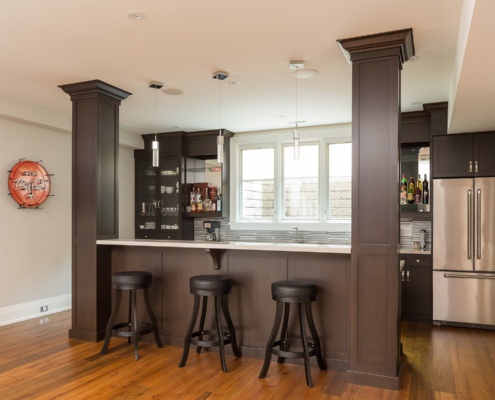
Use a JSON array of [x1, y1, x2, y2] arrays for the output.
[[40, 305, 48, 312]]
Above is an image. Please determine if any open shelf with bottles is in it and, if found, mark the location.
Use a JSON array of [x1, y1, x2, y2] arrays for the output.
[[400, 144, 431, 217]]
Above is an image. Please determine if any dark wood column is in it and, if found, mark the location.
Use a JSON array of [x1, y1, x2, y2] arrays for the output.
[[59, 80, 131, 341], [337, 29, 414, 389]]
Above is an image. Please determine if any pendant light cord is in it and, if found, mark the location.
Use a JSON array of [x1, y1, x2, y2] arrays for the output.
[[295, 70, 298, 129], [154, 88, 157, 141], [219, 78, 222, 136]]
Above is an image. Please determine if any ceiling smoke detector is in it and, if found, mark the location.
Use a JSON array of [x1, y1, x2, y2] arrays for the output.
[[212, 71, 229, 80]]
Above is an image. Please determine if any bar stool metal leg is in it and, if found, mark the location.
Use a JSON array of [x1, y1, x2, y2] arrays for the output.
[[305, 302, 327, 370], [259, 301, 284, 379], [132, 290, 139, 360], [143, 287, 164, 348], [277, 303, 290, 364], [221, 295, 242, 357], [100, 289, 122, 355], [215, 295, 228, 372], [178, 295, 200, 367], [299, 303, 313, 387], [196, 296, 208, 354], [127, 291, 133, 344]]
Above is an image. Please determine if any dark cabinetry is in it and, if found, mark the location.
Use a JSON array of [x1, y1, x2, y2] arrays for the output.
[[134, 133, 193, 240], [432, 132, 495, 178], [401, 254, 432, 321], [184, 130, 234, 218]]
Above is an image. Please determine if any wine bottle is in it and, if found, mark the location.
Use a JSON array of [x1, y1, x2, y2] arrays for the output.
[[210, 187, 217, 212], [422, 174, 429, 204], [407, 176, 415, 204], [400, 174, 407, 205]]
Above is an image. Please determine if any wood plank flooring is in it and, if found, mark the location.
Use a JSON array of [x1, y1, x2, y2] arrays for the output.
[[0, 311, 494, 399]]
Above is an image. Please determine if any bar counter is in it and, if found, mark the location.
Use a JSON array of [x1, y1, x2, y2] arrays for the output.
[[97, 239, 352, 371]]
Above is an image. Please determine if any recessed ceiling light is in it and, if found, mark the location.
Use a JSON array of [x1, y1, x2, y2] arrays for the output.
[[288, 120, 306, 125], [127, 11, 145, 21], [409, 55, 420, 62], [163, 88, 183, 96], [228, 81, 240, 85], [411, 101, 423, 106]]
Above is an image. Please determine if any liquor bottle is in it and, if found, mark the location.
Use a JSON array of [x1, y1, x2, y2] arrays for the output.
[[415, 179, 422, 204], [422, 174, 429, 204], [210, 187, 217, 212], [196, 188, 203, 212], [417, 174, 423, 193], [407, 176, 415, 204], [203, 188, 212, 212], [216, 187, 222, 212], [400, 174, 407, 205], [190, 189, 196, 212]]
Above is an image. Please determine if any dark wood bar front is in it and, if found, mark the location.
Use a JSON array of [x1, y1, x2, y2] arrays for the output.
[[98, 242, 351, 372]]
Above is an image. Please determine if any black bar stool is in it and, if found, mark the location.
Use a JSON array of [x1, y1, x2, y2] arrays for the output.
[[259, 279, 327, 387], [178, 274, 241, 372], [100, 271, 163, 360]]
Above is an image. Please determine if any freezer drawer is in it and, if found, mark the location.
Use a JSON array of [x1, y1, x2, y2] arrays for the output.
[[433, 271, 495, 326]]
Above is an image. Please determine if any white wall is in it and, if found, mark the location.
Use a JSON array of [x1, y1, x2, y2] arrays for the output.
[[0, 97, 140, 326], [0, 115, 72, 325]]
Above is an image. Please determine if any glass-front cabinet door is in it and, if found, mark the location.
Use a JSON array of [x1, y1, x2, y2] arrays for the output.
[[135, 156, 192, 239], [400, 144, 430, 215], [157, 157, 181, 233]]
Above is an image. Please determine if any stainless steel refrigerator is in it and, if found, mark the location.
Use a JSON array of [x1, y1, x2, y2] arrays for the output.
[[433, 177, 495, 326]]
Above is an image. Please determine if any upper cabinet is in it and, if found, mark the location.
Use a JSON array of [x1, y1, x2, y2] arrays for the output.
[[134, 132, 194, 240], [184, 130, 234, 218], [432, 132, 495, 178]]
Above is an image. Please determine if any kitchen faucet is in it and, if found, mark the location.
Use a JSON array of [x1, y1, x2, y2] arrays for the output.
[[291, 226, 303, 244]]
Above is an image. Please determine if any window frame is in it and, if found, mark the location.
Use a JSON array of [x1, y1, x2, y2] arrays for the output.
[[230, 125, 352, 232]]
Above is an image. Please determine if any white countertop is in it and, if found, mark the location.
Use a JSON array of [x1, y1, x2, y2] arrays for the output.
[[400, 248, 431, 255], [97, 239, 351, 254]]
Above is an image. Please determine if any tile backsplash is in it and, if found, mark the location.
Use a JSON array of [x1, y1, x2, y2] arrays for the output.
[[400, 219, 431, 250], [193, 217, 351, 245]]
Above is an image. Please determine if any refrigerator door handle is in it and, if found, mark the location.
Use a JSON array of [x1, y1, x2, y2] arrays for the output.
[[444, 273, 495, 280], [477, 189, 481, 259], [468, 190, 473, 260]]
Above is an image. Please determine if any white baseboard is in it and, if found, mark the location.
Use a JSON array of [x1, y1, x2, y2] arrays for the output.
[[0, 294, 71, 327]]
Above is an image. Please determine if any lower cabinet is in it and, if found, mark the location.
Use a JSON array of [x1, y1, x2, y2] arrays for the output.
[[401, 254, 432, 321]]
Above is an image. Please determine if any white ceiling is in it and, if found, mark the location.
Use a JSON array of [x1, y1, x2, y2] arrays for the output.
[[0, 0, 493, 136]]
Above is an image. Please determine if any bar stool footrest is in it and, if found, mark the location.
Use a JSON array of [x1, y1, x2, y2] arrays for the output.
[[112, 321, 153, 338], [190, 330, 233, 348], [271, 339, 317, 359]]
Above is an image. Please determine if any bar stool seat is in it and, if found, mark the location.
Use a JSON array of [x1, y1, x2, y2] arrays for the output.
[[259, 279, 327, 387], [100, 271, 163, 360], [179, 275, 241, 372]]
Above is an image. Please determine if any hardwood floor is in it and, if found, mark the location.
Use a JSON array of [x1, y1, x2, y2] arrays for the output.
[[0, 311, 494, 399]]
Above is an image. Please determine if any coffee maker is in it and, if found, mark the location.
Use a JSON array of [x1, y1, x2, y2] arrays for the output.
[[203, 221, 220, 241]]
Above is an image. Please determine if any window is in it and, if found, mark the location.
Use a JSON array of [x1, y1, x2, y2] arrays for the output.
[[240, 148, 274, 219], [328, 143, 352, 220], [230, 126, 352, 231], [283, 143, 319, 219]]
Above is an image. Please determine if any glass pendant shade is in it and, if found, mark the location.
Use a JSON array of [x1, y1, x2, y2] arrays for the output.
[[293, 128, 300, 159], [152, 139, 159, 167], [217, 131, 224, 164]]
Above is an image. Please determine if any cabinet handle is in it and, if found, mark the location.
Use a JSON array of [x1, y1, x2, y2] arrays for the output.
[[416, 259, 420, 263], [401, 270, 405, 282], [469, 161, 473, 173], [475, 161, 479, 173], [406, 271, 410, 282]]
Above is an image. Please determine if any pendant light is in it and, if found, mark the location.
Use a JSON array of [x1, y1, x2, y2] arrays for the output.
[[212, 70, 229, 164], [293, 69, 300, 159], [149, 81, 164, 167], [289, 60, 319, 160]]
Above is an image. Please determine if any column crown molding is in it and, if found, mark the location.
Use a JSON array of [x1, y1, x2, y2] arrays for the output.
[[337, 28, 415, 65], [59, 79, 132, 102]]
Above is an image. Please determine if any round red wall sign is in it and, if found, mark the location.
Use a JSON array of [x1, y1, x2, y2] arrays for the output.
[[8, 160, 51, 208]]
